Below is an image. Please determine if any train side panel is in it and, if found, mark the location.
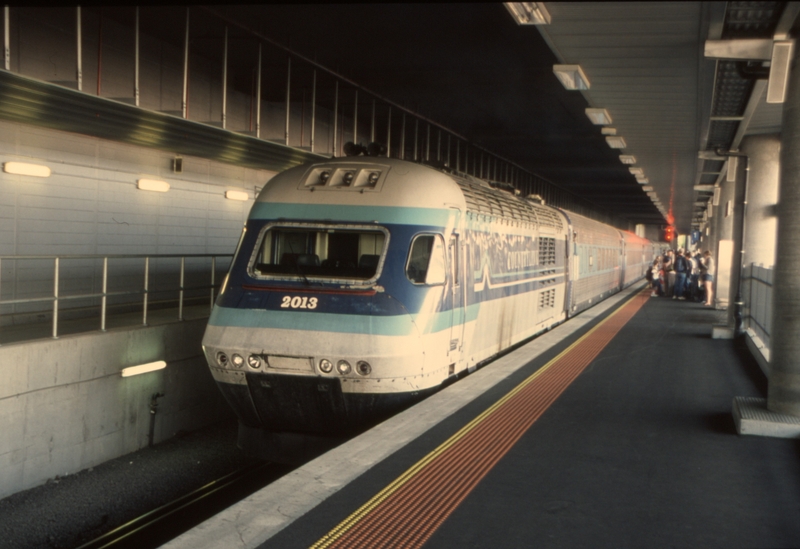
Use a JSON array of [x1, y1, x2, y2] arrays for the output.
[[562, 211, 624, 315], [621, 230, 653, 288], [458, 210, 569, 370]]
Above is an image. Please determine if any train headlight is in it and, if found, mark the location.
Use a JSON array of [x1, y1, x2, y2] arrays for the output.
[[231, 354, 244, 368], [356, 361, 372, 376], [319, 170, 331, 184], [368, 172, 380, 186], [216, 352, 229, 367], [336, 360, 352, 375], [319, 359, 333, 373], [247, 355, 262, 369], [343, 171, 354, 185]]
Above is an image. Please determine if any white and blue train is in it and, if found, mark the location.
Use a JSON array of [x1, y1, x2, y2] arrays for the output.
[[202, 155, 657, 450]]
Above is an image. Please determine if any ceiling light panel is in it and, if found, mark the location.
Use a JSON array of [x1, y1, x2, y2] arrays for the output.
[[605, 135, 626, 149], [619, 155, 636, 164], [585, 108, 612, 125], [553, 64, 590, 90], [504, 2, 551, 25]]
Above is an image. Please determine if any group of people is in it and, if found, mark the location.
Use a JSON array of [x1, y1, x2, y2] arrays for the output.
[[646, 248, 715, 306]]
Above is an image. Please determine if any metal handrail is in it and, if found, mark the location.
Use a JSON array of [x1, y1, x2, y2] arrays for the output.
[[743, 262, 773, 355], [0, 254, 232, 340]]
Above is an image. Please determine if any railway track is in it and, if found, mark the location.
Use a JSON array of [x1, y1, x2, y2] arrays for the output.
[[74, 461, 293, 549]]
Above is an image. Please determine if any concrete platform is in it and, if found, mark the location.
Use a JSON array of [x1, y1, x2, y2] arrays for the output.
[[163, 284, 800, 549], [163, 284, 650, 549]]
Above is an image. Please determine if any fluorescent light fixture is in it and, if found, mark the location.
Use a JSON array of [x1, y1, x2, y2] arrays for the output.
[[137, 178, 170, 192], [121, 360, 166, 377], [628, 167, 644, 177], [504, 2, 551, 25], [605, 136, 626, 149], [553, 64, 589, 90], [726, 156, 738, 182], [637, 177, 649, 184], [601, 127, 617, 135], [586, 108, 612, 125], [767, 40, 794, 103], [225, 190, 249, 201], [619, 155, 636, 164], [642, 185, 654, 191], [3, 161, 51, 178]]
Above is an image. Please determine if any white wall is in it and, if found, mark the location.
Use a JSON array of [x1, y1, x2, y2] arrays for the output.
[[0, 119, 277, 323]]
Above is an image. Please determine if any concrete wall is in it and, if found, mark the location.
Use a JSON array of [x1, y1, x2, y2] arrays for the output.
[[0, 318, 234, 500], [0, 119, 278, 324]]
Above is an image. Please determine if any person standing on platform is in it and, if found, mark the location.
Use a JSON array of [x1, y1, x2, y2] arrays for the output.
[[649, 258, 664, 297], [663, 249, 675, 297], [688, 251, 700, 301], [673, 249, 688, 300], [700, 250, 715, 307]]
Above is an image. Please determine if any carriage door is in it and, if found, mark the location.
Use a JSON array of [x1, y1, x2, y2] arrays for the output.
[[447, 231, 465, 370]]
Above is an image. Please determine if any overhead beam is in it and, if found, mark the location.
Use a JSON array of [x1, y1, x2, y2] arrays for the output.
[[704, 39, 772, 60]]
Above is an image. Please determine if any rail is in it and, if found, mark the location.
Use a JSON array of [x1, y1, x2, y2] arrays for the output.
[[0, 254, 232, 340], [742, 262, 773, 361]]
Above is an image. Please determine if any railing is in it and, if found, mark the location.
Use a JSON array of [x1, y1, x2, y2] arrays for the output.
[[0, 254, 232, 340], [742, 263, 773, 361]]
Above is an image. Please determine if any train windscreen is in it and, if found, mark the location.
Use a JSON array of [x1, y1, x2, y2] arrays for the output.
[[250, 225, 387, 281]]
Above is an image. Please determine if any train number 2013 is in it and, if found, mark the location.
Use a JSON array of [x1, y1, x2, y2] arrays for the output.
[[280, 296, 319, 309]]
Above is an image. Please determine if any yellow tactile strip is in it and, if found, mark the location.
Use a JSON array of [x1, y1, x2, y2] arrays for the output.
[[311, 289, 649, 549]]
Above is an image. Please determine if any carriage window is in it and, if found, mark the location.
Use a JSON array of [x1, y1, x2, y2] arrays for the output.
[[251, 225, 386, 280], [406, 234, 446, 285]]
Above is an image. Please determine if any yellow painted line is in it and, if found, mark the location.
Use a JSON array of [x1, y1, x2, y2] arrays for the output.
[[310, 290, 645, 549]]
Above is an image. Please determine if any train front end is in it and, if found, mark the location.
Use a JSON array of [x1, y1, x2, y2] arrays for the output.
[[202, 158, 465, 439]]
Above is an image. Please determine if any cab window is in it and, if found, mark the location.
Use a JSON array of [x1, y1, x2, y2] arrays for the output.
[[406, 234, 446, 285], [250, 225, 386, 281]]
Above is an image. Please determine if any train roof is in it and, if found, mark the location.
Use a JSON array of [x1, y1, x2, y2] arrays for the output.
[[256, 157, 566, 232], [256, 157, 465, 212]]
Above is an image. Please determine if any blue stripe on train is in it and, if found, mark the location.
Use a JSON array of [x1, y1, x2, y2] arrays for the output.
[[249, 203, 453, 226], [208, 302, 481, 335]]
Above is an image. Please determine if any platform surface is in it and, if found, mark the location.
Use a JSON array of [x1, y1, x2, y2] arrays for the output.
[[165, 286, 800, 549]]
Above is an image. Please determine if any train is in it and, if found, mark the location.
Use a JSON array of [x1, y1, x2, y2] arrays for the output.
[[201, 152, 658, 458]]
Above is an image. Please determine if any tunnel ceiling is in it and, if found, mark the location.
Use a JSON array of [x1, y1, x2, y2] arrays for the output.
[[119, 3, 793, 232]]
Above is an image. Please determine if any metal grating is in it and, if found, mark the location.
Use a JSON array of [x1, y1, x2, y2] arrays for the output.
[[700, 174, 719, 185], [539, 237, 557, 266], [707, 120, 742, 152], [711, 62, 755, 117], [538, 288, 556, 310], [723, 2, 783, 38]]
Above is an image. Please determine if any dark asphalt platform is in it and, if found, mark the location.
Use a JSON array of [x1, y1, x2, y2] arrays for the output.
[[259, 293, 800, 549]]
